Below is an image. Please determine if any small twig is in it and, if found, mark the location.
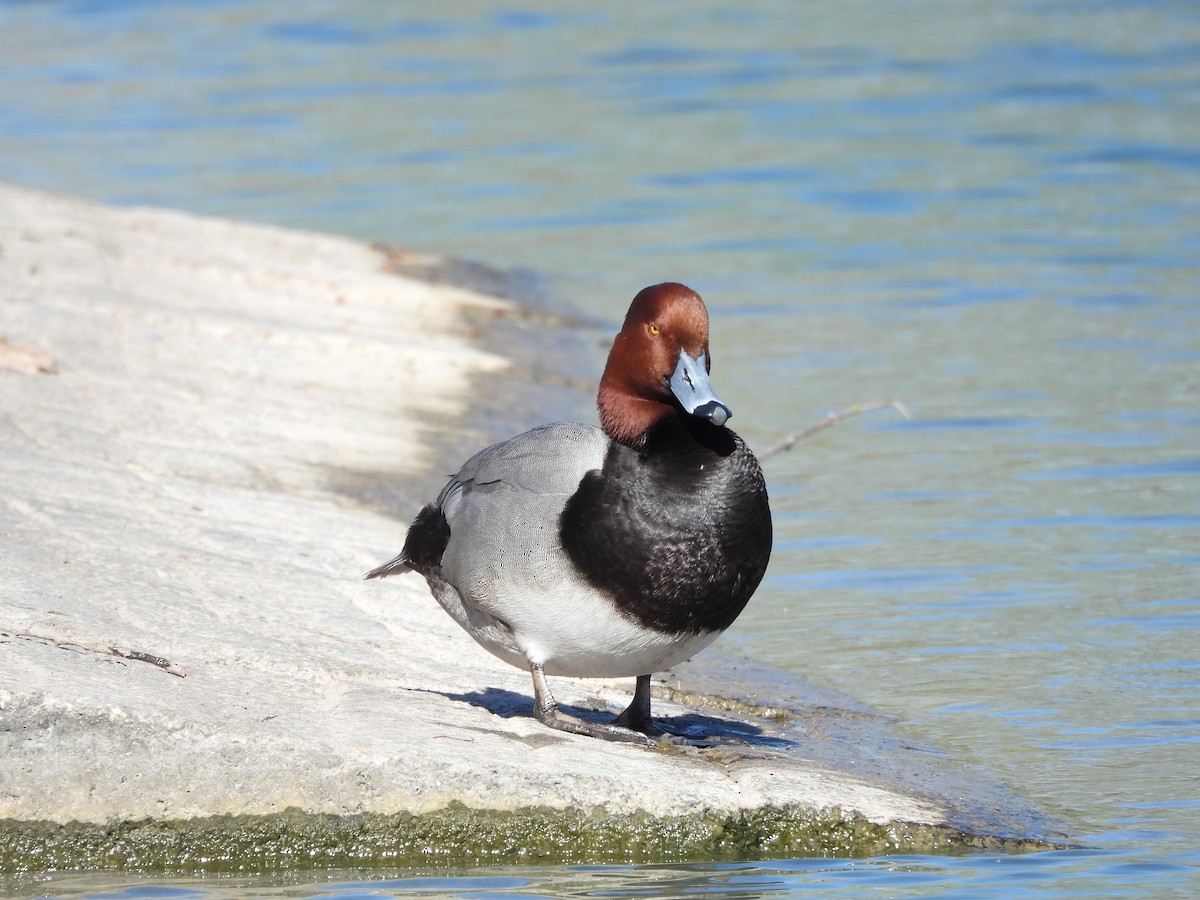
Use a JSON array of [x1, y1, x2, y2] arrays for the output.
[[760, 399, 912, 459], [108, 646, 188, 678], [3, 630, 187, 678]]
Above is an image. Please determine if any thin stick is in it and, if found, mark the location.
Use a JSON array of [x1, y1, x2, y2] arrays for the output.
[[759, 399, 911, 459], [108, 646, 188, 678], [4, 630, 187, 678]]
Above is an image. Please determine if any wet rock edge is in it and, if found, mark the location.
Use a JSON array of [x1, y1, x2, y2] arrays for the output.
[[0, 803, 1064, 876]]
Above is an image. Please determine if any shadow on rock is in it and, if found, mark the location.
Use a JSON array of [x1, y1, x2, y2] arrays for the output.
[[437, 687, 795, 750]]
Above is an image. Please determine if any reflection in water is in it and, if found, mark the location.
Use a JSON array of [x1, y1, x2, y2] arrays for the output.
[[17, 850, 1200, 899]]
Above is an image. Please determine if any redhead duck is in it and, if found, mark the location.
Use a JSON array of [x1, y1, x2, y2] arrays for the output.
[[367, 283, 772, 744]]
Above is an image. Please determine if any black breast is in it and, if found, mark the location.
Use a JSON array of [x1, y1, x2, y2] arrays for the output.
[[559, 415, 772, 634]]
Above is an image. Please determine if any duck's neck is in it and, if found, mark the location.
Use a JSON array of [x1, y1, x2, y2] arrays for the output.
[[597, 383, 674, 448]]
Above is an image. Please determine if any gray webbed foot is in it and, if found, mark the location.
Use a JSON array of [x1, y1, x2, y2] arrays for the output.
[[530, 665, 657, 747]]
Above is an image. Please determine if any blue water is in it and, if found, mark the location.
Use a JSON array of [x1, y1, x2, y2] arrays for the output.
[[12, 850, 1199, 899], [3, 1, 1199, 897]]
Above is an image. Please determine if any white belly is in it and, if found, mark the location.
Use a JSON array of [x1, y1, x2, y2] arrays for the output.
[[509, 583, 721, 677], [430, 574, 721, 678]]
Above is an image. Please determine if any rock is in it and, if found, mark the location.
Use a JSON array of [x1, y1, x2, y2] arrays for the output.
[[0, 183, 1065, 873]]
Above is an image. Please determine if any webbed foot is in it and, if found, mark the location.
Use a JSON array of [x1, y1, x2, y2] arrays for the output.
[[612, 673, 664, 736], [530, 665, 657, 747]]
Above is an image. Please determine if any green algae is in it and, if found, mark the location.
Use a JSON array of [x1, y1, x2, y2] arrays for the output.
[[0, 804, 1047, 876]]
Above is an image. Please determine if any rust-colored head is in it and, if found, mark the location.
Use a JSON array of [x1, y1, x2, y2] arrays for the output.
[[597, 283, 730, 445]]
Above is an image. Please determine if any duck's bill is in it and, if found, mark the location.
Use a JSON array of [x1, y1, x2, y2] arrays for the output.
[[669, 350, 732, 427]]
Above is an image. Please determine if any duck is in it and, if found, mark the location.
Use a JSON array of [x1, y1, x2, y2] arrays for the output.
[[366, 282, 772, 745]]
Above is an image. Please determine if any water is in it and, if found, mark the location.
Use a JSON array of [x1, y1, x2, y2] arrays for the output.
[[3, 0, 1199, 897]]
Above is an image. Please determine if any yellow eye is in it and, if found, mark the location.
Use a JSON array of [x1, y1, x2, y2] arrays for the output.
[[648, 323, 659, 336]]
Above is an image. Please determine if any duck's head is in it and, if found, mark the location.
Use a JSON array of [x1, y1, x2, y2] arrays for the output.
[[598, 282, 732, 446]]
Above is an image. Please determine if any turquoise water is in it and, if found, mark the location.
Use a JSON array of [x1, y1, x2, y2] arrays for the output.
[[3, 1, 1199, 897]]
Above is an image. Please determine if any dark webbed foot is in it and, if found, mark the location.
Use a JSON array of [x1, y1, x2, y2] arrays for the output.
[[530, 665, 657, 747], [612, 673, 664, 736]]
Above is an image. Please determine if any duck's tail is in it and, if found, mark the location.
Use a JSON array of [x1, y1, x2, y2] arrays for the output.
[[364, 502, 450, 580], [364, 554, 411, 580]]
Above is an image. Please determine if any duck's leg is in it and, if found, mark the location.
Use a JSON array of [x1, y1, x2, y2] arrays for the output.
[[612, 674, 663, 736], [530, 664, 655, 746]]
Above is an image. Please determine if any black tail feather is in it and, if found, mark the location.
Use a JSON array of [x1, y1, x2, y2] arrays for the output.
[[365, 502, 450, 581]]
